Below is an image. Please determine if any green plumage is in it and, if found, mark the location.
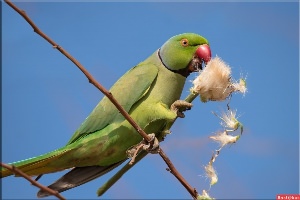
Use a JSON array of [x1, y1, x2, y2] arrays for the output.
[[1, 33, 210, 196]]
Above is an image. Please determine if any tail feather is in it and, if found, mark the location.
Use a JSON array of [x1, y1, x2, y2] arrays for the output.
[[1, 148, 74, 178], [37, 160, 126, 198]]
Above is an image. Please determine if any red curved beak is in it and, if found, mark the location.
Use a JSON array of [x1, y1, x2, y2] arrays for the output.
[[196, 44, 211, 64]]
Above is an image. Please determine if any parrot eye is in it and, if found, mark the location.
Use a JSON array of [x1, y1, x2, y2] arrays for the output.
[[180, 38, 189, 47]]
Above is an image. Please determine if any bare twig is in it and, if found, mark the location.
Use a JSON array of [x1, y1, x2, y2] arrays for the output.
[[159, 149, 198, 199], [0, 163, 66, 200], [97, 92, 199, 197], [4, 0, 151, 143], [4, 1, 199, 199]]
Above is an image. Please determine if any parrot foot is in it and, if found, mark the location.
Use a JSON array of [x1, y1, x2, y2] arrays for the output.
[[171, 100, 193, 118], [142, 133, 160, 154], [126, 133, 160, 165]]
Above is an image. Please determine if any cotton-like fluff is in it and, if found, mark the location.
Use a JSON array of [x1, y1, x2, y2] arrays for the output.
[[204, 160, 218, 186], [192, 56, 233, 102], [197, 190, 214, 200], [213, 109, 243, 133], [209, 131, 240, 151], [232, 78, 247, 95]]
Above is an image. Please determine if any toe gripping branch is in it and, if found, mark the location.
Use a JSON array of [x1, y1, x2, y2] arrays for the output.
[[171, 100, 193, 118], [126, 133, 160, 165], [126, 100, 192, 165]]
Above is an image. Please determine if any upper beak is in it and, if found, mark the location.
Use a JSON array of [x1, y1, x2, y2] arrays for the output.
[[196, 44, 212, 64]]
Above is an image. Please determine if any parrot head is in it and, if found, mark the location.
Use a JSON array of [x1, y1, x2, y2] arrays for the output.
[[159, 33, 211, 77]]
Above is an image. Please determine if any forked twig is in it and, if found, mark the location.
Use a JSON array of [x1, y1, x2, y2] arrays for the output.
[[4, 1, 198, 199], [0, 163, 66, 200]]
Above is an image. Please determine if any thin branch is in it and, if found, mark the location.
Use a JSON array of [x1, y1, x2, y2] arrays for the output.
[[97, 91, 199, 198], [4, 1, 199, 199], [0, 163, 66, 200], [97, 93, 199, 197], [4, 0, 150, 143], [159, 149, 198, 199]]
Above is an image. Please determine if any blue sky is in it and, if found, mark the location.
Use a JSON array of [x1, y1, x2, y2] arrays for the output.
[[2, 1, 299, 199]]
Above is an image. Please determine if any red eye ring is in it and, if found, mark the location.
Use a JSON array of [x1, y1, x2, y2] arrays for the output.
[[180, 38, 189, 47]]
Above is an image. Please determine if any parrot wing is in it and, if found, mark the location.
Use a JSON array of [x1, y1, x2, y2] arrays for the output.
[[37, 160, 125, 198], [67, 63, 158, 144]]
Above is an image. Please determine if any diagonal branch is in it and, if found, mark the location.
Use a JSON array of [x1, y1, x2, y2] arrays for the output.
[[4, 0, 151, 143], [97, 92, 199, 197], [159, 149, 198, 199], [0, 163, 66, 200], [4, 1, 198, 199]]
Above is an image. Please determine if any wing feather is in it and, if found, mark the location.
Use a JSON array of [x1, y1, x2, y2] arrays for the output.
[[67, 63, 158, 144]]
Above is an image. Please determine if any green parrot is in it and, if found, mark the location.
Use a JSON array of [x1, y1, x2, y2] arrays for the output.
[[1, 33, 211, 197]]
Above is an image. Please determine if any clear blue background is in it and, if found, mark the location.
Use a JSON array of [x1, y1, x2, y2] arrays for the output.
[[2, 1, 299, 199]]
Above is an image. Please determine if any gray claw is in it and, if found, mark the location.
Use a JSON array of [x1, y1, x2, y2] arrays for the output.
[[126, 133, 160, 165], [171, 100, 193, 118], [143, 133, 159, 154]]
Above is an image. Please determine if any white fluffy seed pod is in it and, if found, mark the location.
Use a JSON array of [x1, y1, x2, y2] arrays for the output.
[[192, 56, 247, 102], [192, 56, 233, 102], [232, 78, 247, 94], [197, 190, 214, 200], [204, 161, 218, 186], [209, 131, 240, 150]]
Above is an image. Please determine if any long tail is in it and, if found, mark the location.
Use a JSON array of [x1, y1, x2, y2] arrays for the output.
[[1, 148, 74, 178], [37, 159, 126, 198]]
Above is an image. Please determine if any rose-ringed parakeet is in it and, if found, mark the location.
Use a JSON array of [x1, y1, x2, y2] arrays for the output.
[[1, 33, 211, 197]]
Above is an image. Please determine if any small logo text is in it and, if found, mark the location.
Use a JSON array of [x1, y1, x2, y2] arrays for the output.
[[277, 194, 300, 200]]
